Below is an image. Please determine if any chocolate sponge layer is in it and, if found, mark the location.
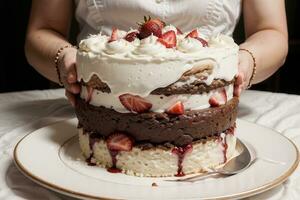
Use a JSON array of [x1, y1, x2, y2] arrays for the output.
[[75, 97, 238, 146]]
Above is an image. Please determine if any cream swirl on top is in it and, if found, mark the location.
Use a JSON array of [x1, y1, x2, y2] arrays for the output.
[[78, 34, 108, 53], [208, 34, 237, 47], [133, 35, 167, 56], [78, 29, 238, 56], [177, 37, 205, 53], [104, 39, 134, 54]]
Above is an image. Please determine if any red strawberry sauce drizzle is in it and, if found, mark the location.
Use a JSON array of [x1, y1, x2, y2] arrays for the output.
[[219, 125, 236, 163], [172, 144, 193, 176], [86, 156, 96, 166], [86, 133, 122, 172], [223, 137, 228, 163], [107, 150, 122, 173], [86, 134, 100, 166]]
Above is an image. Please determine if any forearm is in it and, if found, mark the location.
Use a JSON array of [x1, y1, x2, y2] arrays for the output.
[[25, 29, 71, 83], [239, 29, 288, 84]]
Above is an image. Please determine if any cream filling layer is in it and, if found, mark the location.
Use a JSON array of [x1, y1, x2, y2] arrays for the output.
[[77, 52, 238, 97], [80, 84, 234, 113]]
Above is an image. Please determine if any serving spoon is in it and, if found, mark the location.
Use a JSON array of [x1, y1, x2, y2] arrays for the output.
[[166, 138, 254, 182]]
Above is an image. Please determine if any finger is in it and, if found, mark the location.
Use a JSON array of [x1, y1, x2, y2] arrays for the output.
[[66, 83, 81, 94], [241, 82, 248, 90], [65, 90, 76, 107], [62, 51, 77, 84], [67, 66, 77, 84], [234, 85, 242, 97], [234, 85, 239, 97], [234, 73, 243, 86]]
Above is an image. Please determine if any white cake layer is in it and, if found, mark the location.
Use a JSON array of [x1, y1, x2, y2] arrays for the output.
[[79, 129, 237, 177], [80, 84, 233, 113]]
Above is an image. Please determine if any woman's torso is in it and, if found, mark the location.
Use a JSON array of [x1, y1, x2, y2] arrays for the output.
[[75, 0, 241, 42]]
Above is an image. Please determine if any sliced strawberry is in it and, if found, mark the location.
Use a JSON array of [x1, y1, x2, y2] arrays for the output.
[[209, 88, 227, 107], [176, 27, 183, 35], [195, 37, 208, 47], [124, 31, 139, 42], [108, 28, 118, 42], [185, 29, 198, 38], [157, 30, 177, 48], [107, 133, 133, 151], [85, 86, 94, 103], [152, 19, 165, 29], [119, 94, 152, 113], [166, 101, 184, 115]]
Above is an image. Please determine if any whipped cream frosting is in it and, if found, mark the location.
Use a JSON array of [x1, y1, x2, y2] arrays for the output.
[[77, 27, 238, 98], [133, 35, 167, 56], [81, 85, 234, 113]]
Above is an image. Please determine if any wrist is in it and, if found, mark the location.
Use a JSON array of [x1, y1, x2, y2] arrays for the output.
[[239, 48, 257, 89], [54, 45, 77, 86]]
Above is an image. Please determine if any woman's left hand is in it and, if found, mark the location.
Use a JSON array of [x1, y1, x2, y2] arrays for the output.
[[234, 50, 254, 97]]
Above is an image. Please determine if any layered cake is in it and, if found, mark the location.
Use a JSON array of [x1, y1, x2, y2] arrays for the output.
[[75, 17, 239, 177]]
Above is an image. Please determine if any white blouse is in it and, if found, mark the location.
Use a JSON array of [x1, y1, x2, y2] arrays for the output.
[[75, 0, 241, 42]]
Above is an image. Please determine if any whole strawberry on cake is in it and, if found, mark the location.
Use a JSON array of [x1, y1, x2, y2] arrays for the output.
[[75, 16, 239, 177]]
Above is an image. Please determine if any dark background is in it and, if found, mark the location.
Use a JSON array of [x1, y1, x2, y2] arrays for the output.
[[0, 1, 299, 93]]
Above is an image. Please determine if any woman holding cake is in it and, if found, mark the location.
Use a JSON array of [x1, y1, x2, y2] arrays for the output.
[[24, 0, 288, 177], [25, 0, 287, 106]]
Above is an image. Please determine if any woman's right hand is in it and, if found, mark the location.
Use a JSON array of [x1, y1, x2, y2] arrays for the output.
[[58, 47, 81, 107]]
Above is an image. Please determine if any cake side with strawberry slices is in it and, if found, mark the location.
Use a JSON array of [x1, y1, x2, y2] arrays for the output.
[[75, 17, 239, 177]]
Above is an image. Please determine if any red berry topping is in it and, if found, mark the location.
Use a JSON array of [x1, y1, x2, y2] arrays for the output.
[[108, 28, 118, 42], [209, 88, 227, 107], [166, 101, 184, 115], [119, 94, 152, 113], [107, 133, 133, 151], [185, 29, 198, 38], [176, 27, 183, 35], [139, 22, 162, 39], [138, 16, 163, 39], [195, 37, 208, 47], [124, 31, 139, 42], [157, 30, 177, 48], [151, 19, 165, 29]]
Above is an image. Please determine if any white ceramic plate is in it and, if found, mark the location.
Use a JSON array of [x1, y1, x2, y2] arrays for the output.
[[14, 118, 299, 200]]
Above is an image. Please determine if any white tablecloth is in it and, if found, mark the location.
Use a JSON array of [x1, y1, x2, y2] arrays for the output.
[[0, 89, 299, 200]]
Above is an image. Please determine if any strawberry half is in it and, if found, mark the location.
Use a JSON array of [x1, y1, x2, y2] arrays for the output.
[[195, 37, 208, 47], [185, 29, 198, 38], [139, 21, 162, 39], [108, 28, 118, 42], [119, 94, 152, 113], [209, 88, 227, 107], [106, 133, 133, 151], [124, 31, 139, 42], [166, 101, 184, 115], [152, 19, 165, 29], [157, 30, 177, 48]]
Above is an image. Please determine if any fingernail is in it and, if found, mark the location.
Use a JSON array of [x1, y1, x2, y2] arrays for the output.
[[68, 74, 75, 83]]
